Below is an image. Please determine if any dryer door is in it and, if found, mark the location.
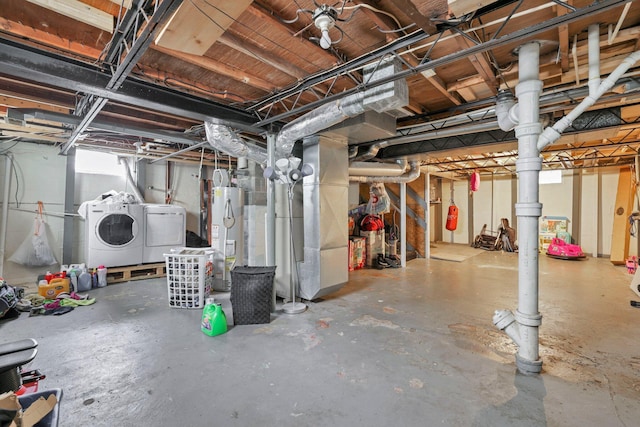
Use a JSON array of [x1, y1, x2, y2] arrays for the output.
[[97, 213, 138, 247]]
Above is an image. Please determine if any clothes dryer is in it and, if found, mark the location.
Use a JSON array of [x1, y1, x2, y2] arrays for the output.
[[85, 203, 144, 268], [142, 204, 186, 263]]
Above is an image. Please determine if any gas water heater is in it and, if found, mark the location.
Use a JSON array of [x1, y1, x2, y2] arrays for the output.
[[210, 170, 244, 291]]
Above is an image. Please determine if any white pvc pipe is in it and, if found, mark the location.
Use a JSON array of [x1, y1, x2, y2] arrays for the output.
[[538, 48, 640, 151], [0, 154, 12, 277], [588, 24, 601, 96]]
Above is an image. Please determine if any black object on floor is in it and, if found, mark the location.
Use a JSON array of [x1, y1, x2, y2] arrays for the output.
[[631, 300, 640, 308], [230, 266, 276, 325]]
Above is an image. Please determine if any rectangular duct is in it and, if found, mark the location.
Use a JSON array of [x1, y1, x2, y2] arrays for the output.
[[298, 134, 349, 300]]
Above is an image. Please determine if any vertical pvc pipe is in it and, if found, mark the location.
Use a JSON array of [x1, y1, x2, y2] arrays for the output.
[[514, 42, 544, 374], [266, 133, 277, 310], [425, 173, 430, 259], [588, 24, 601, 97], [400, 182, 407, 267], [0, 154, 12, 277]]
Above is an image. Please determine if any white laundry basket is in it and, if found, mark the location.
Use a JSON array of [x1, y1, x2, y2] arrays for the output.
[[164, 248, 213, 309]]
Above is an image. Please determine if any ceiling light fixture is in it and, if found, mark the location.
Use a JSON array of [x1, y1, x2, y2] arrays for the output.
[[313, 6, 338, 49]]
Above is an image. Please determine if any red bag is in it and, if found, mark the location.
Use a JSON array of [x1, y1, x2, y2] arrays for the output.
[[446, 204, 458, 231]]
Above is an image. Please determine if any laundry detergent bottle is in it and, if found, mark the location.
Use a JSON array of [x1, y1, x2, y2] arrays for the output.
[[201, 298, 227, 337]]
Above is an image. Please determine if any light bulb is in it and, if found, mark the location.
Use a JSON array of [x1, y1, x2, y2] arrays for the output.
[[320, 29, 331, 49]]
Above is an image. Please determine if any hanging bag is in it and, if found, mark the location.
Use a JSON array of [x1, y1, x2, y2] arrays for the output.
[[9, 201, 57, 267], [446, 203, 458, 231]]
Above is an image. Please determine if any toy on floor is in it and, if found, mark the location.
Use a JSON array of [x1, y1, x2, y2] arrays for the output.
[[626, 256, 638, 274], [545, 237, 586, 260]]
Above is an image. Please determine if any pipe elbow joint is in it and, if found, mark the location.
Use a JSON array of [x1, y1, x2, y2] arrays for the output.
[[493, 309, 522, 347], [495, 91, 518, 131]]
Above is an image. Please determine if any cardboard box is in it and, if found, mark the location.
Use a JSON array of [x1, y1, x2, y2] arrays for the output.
[[360, 230, 385, 267], [349, 237, 366, 271]]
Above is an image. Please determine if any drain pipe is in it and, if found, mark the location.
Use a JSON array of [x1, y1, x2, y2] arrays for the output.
[[538, 46, 640, 151], [493, 41, 544, 374], [0, 154, 12, 277]]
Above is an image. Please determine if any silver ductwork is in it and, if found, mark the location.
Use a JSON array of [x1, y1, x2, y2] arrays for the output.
[[298, 135, 349, 300], [276, 58, 408, 159], [204, 121, 268, 165]]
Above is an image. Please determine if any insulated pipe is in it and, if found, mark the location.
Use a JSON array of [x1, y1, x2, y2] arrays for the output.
[[538, 48, 640, 151], [348, 161, 408, 177], [349, 161, 421, 183], [493, 41, 544, 374], [0, 154, 12, 277], [204, 122, 268, 165]]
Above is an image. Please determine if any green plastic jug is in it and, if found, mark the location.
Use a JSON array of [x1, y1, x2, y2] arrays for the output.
[[201, 298, 227, 337]]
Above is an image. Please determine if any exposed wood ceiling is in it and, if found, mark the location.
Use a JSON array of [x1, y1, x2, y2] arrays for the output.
[[0, 0, 639, 177]]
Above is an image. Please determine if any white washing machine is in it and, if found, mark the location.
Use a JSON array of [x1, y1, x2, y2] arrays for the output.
[[85, 203, 145, 268], [142, 204, 186, 263]]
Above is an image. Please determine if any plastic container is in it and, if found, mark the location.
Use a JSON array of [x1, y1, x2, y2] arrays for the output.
[[201, 297, 227, 336], [164, 248, 214, 309], [97, 265, 107, 288], [38, 277, 70, 299], [77, 271, 92, 292]]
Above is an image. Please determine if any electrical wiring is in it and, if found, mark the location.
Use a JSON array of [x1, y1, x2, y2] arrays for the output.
[[195, 0, 326, 71]]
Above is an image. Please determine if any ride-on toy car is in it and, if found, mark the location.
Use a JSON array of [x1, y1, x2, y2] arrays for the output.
[[546, 237, 586, 260]]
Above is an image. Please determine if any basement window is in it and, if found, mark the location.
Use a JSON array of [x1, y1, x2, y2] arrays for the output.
[[539, 170, 562, 185], [75, 150, 123, 176]]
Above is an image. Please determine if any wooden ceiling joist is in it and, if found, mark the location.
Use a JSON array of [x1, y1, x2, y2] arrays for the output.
[[155, 0, 253, 56], [25, 0, 114, 33]]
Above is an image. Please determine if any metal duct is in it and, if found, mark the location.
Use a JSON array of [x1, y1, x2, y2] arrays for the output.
[[349, 160, 421, 183], [204, 121, 268, 165], [298, 135, 349, 300], [276, 58, 408, 159]]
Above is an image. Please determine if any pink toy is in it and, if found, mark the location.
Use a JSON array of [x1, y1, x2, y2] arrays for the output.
[[546, 238, 586, 260], [626, 256, 637, 274]]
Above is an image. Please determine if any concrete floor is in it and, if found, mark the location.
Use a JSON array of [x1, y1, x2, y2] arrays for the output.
[[2, 247, 640, 426]]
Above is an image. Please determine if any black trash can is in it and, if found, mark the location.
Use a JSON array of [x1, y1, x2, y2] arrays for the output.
[[230, 266, 276, 325]]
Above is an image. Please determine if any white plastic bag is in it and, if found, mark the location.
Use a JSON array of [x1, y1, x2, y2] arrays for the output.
[[9, 204, 57, 267]]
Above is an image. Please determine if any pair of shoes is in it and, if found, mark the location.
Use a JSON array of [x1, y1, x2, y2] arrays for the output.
[[384, 257, 401, 268], [376, 254, 391, 268]]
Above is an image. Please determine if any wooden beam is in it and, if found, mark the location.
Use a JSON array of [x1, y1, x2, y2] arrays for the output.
[[0, 17, 104, 59], [394, 0, 438, 36], [448, 0, 501, 18], [219, 32, 309, 80], [556, 1, 572, 72], [155, 0, 253, 56], [354, 0, 460, 106], [107, 0, 132, 8], [24, 0, 113, 33], [152, 45, 275, 92], [0, 95, 70, 114], [454, 33, 498, 94], [446, 76, 485, 92], [610, 166, 634, 264], [245, 3, 338, 64]]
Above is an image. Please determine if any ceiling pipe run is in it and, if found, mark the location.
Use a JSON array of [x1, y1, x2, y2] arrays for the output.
[[349, 160, 421, 183]]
